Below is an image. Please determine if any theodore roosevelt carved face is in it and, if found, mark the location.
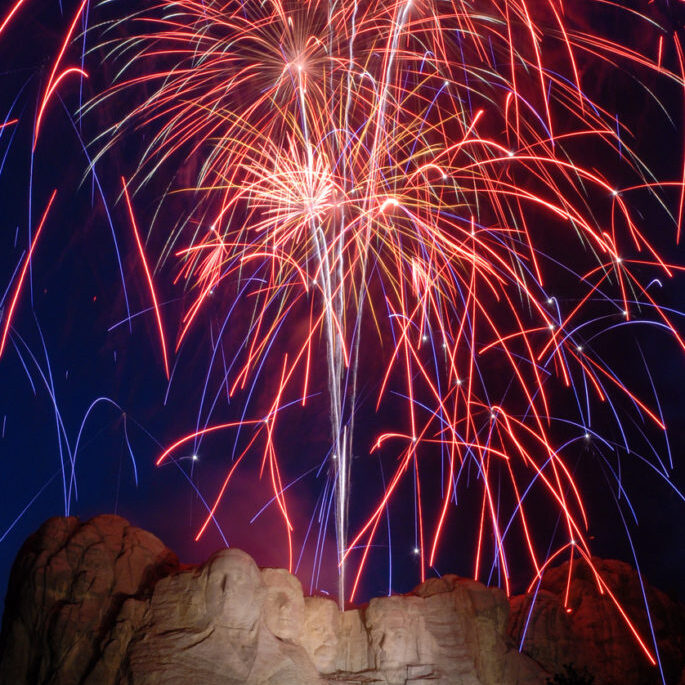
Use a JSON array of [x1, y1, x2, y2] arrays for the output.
[[301, 596, 341, 673]]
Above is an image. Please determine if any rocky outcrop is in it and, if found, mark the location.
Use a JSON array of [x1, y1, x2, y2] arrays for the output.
[[1, 516, 682, 684], [509, 557, 685, 685], [121, 548, 321, 685], [0, 515, 178, 685], [0, 515, 543, 685], [411, 576, 542, 685]]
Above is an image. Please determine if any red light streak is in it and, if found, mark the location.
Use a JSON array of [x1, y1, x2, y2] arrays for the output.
[[122, 178, 170, 379], [0, 190, 57, 359], [33, 0, 87, 150]]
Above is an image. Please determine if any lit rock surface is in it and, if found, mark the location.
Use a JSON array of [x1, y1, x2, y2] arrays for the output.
[[508, 557, 685, 685], [1, 516, 682, 684], [124, 548, 320, 684]]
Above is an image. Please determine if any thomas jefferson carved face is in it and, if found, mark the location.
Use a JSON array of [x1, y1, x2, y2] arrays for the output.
[[301, 596, 341, 673], [261, 567, 305, 641], [205, 549, 263, 631]]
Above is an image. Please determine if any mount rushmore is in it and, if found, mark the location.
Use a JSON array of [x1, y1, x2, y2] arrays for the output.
[[0, 515, 682, 684]]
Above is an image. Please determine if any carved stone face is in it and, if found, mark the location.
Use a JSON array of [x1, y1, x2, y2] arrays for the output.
[[204, 548, 263, 632], [365, 597, 419, 671], [301, 596, 341, 673], [261, 568, 305, 641]]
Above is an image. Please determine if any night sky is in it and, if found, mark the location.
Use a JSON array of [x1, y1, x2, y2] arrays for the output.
[[0, 0, 684, 621]]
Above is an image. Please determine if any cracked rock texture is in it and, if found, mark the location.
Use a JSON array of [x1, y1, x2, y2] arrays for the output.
[[0, 516, 682, 684], [0, 515, 178, 685], [509, 557, 685, 685]]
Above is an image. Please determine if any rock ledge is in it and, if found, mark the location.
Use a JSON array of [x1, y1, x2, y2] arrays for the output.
[[1, 515, 682, 685]]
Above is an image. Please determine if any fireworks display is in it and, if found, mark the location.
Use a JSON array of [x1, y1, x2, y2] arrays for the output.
[[0, 0, 684, 678]]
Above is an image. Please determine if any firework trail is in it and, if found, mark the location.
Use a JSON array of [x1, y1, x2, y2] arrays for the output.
[[1, 0, 684, 675]]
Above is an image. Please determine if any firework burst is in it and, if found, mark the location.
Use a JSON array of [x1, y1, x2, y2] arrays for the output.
[[2, 0, 682, 674]]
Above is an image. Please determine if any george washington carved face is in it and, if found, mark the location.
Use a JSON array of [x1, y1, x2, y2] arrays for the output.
[[204, 548, 264, 632]]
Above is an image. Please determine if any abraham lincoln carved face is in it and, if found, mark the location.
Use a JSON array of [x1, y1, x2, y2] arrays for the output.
[[365, 596, 420, 672]]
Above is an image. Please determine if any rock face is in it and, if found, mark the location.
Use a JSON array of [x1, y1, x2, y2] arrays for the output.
[[124, 548, 321, 685], [0, 515, 541, 685], [0, 515, 178, 685], [509, 557, 685, 685], [0, 516, 682, 685]]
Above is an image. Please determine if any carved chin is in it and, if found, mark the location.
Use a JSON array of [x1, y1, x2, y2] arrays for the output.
[[379, 648, 413, 670], [312, 643, 337, 670], [268, 618, 299, 640], [219, 608, 260, 632]]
